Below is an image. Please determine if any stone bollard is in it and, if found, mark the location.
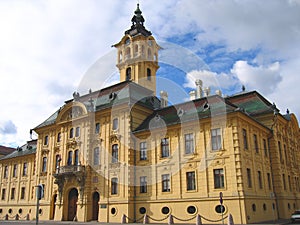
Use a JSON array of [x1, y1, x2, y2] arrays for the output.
[[15, 214, 19, 220], [121, 214, 126, 224], [143, 214, 149, 224], [196, 214, 202, 225], [168, 214, 174, 225], [228, 213, 234, 225], [26, 213, 30, 220]]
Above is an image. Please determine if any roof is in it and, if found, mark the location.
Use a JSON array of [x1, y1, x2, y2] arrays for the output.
[[226, 91, 276, 116], [0, 145, 15, 156], [0, 140, 37, 161], [34, 80, 159, 129], [134, 95, 238, 132]]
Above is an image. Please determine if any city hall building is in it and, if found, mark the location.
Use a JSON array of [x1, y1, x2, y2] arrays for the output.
[[0, 4, 300, 224]]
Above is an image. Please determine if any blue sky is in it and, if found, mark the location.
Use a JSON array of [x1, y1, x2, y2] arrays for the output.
[[1, 0, 300, 147]]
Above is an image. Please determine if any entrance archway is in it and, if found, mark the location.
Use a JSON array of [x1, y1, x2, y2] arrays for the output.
[[68, 188, 78, 221], [92, 192, 100, 221]]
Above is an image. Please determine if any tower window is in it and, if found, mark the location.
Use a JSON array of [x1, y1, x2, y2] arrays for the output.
[[147, 68, 151, 80], [126, 67, 131, 81]]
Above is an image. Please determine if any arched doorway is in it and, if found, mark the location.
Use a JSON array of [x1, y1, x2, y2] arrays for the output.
[[50, 194, 57, 220], [92, 192, 100, 221], [68, 188, 78, 221]]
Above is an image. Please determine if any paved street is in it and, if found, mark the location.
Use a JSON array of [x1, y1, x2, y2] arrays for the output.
[[0, 219, 297, 225]]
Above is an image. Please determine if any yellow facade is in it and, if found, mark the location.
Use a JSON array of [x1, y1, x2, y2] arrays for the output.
[[0, 4, 300, 224]]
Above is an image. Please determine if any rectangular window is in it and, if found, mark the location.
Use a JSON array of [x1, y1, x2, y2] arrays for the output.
[[11, 188, 15, 200], [186, 171, 196, 191], [211, 128, 222, 150], [185, 133, 194, 154], [112, 118, 118, 130], [253, 134, 259, 153], [111, 178, 118, 195], [1, 189, 6, 200], [283, 174, 286, 190], [288, 175, 292, 191], [278, 141, 283, 163], [94, 147, 100, 165], [162, 174, 170, 192], [214, 169, 224, 189], [42, 157, 47, 173], [140, 176, 147, 193], [112, 144, 118, 163], [243, 129, 248, 150], [263, 139, 268, 157], [95, 123, 100, 134], [23, 163, 28, 176], [20, 187, 26, 200], [3, 166, 8, 178], [161, 138, 170, 158], [13, 164, 17, 177], [140, 142, 147, 160], [267, 173, 272, 190], [258, 171, 263, 189], [284, 144, 288, 164], [67, 151, 73, 165], [247, 168, 252, 188]]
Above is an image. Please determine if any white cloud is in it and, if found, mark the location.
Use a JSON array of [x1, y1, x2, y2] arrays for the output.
[[231, 61, 282, 95], [0, 0, 300, 146]]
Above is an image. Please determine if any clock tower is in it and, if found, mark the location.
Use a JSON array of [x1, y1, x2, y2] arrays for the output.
[[113, 3, 160, 94]]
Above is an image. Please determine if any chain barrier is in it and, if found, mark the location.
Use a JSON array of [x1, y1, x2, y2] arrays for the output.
[[201, 214, 228, 222], [147, 214, 169, 222], [172, 214, 198, 222], [124, 214, 144, 223]]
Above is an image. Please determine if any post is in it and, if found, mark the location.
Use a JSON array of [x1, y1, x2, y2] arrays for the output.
[[36, 184, 44, 225], [220, 192, 224, 225], [36, 194, 39, 225]]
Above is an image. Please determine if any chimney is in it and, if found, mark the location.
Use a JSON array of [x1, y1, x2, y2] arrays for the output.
[[160, 91, 168, 108], [215, 89, 222, 96], [204, 87, 211, 97], [195, 79, 203, 98], [189, 90, 196, 100]]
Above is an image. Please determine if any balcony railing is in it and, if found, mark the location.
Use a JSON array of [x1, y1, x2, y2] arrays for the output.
[[55, 165, 85, 175]]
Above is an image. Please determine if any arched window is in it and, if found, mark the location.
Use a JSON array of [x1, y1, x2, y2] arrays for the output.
[[148, 48, 152, 60], [147, 68, 151, 81], [67, 151, 73, 165], [125, 47, 131, 60], [74, 150, 79, 165], [141, 45, 145, 57], [134, 44, 138, 57], [57, 132, 61, 142], [75, 127, 80, 137], [69, 128, 74, 138], [44, 135, 48, 145], [42, 157, 47, 172], [126, 67, 131, 81]]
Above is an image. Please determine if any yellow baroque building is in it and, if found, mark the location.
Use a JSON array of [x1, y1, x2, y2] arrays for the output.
[[0, 4, 300, 224]]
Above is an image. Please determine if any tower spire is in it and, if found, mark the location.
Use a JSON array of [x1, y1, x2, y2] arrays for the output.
[[125, 3, 151, 37]]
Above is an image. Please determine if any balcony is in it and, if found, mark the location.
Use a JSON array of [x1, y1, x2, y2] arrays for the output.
[[55, 165, 85, 175]]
